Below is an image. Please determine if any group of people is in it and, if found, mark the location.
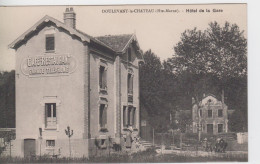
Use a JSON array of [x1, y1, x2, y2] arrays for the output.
[[112, 127, 140, 152], [202, 137, 228, 153]]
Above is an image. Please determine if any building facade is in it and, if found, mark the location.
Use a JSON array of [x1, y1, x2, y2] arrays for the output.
[[9, 8, 143, 157], [192, 94, 228, 135]]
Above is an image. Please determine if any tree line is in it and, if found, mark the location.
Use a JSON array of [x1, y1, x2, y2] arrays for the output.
[[140, 21, 247, 133], [0, 70, 15, 128]]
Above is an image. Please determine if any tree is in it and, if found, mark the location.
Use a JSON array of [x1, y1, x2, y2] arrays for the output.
[[0, 70, 15, 128], [65, 126, 73, 157], [170, 22, 247, 79], [140, 50, 176, 132], [166, 21, 247, 136], [207, 22, 247, 79]]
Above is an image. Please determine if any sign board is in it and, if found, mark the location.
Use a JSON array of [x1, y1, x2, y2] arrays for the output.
[[21, 54, 77, 77]]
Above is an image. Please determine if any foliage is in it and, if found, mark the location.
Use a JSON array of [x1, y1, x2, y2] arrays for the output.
[[65, 126, 73, 138], [171, 21, 247, 79], [177, 111, 192, 133], [140, 22, 248, 133], [0, 70, 15, 128], [65, 126, 73, 157], [0, 151, 248, 163], [164, 21, 247, 132], [140, 50, 176, 132]]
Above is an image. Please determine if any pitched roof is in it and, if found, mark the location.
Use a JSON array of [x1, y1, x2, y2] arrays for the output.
[[95, 34, 134, 52], [9, 15, 90, 49], [75, 29, 116, 52], [9, 15, 139, 55], [202, 93, 218, 99]]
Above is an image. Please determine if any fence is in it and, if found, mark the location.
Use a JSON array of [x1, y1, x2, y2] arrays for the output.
[[237, 132, 248, 144]]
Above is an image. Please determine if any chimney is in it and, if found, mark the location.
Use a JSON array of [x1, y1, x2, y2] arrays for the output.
[[64, 7, 76, 29]]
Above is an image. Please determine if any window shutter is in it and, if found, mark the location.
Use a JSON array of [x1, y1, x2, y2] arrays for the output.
[[47, 104, 51, 117], [131, 108, 134, 125], [131, 75, 133, 94], [104, 68, 107, 88], [99, 105, 103, 127], [45, 104, 47, 127], [128, 107, 132, 126], [123, 107, 125, 127], [104, 105, 107, 126], [127, 74, 130, 93], [133, 108, 136, 128], [53, 104, 56, 117], [124, 106, 128, 126], [99, 67, 102, 88]]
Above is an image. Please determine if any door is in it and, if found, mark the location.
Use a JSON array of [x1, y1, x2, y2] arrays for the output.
[[24, 139, 36, 158], [218, 124, 223, 133]]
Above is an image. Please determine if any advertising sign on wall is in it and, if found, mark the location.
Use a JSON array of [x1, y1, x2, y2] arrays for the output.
[[21, 54, 77, 77]]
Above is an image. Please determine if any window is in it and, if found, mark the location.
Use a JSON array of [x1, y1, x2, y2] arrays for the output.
[[128, 107, 132, 126], [99, 66, 107, 90], [132, 108, 136, 128], [127, 73, 133, 94], [45, 103, 57, 128], [199, 109, 202, 117], [123, 106, 127, 127], [197, 123, 202, 132], [207, 124, 213, 134], [45, 35, 55, 51], [99, 104, 107, 129], [218, 124, 223, 133], [128, 48, 131, 61], [208, 109, 212, 118], [218, 109, 223, 117], [46, 140, 55, 148], [123, 106, 136, 128], [100, 139, 106, 148]]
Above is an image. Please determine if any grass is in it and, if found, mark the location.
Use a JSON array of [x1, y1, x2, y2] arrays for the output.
[[0, 148, 248, 163]]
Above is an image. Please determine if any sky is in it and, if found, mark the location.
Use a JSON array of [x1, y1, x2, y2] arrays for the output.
[[0, 4, 247, 71]]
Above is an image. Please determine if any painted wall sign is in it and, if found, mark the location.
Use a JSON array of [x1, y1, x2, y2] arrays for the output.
[[21, 54, 77, 77]]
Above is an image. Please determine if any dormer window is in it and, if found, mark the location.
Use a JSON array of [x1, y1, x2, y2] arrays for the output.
[[208, 109, 212, 118], [46, 34, 55, 51]]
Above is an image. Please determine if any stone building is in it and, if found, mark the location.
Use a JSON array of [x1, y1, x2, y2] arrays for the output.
[[192, 93, 229, 135], [9, 8, 143, 157]]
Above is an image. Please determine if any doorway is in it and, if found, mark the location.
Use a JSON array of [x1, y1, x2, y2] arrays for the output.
[[207, 124, 213, 134], [24, 139, 36, 158]]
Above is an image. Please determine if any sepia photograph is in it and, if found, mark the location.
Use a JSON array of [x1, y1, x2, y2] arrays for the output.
[[0, 4, 248, 163]]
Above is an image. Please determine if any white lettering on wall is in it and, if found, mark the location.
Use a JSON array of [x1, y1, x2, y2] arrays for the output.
[[21, 54, 77, 77]]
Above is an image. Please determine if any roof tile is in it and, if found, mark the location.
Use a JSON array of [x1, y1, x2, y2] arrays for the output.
[[95, 34, 133, 52]]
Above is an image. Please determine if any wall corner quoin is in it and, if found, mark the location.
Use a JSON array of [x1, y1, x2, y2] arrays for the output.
[[83, 43, 91, 139]]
